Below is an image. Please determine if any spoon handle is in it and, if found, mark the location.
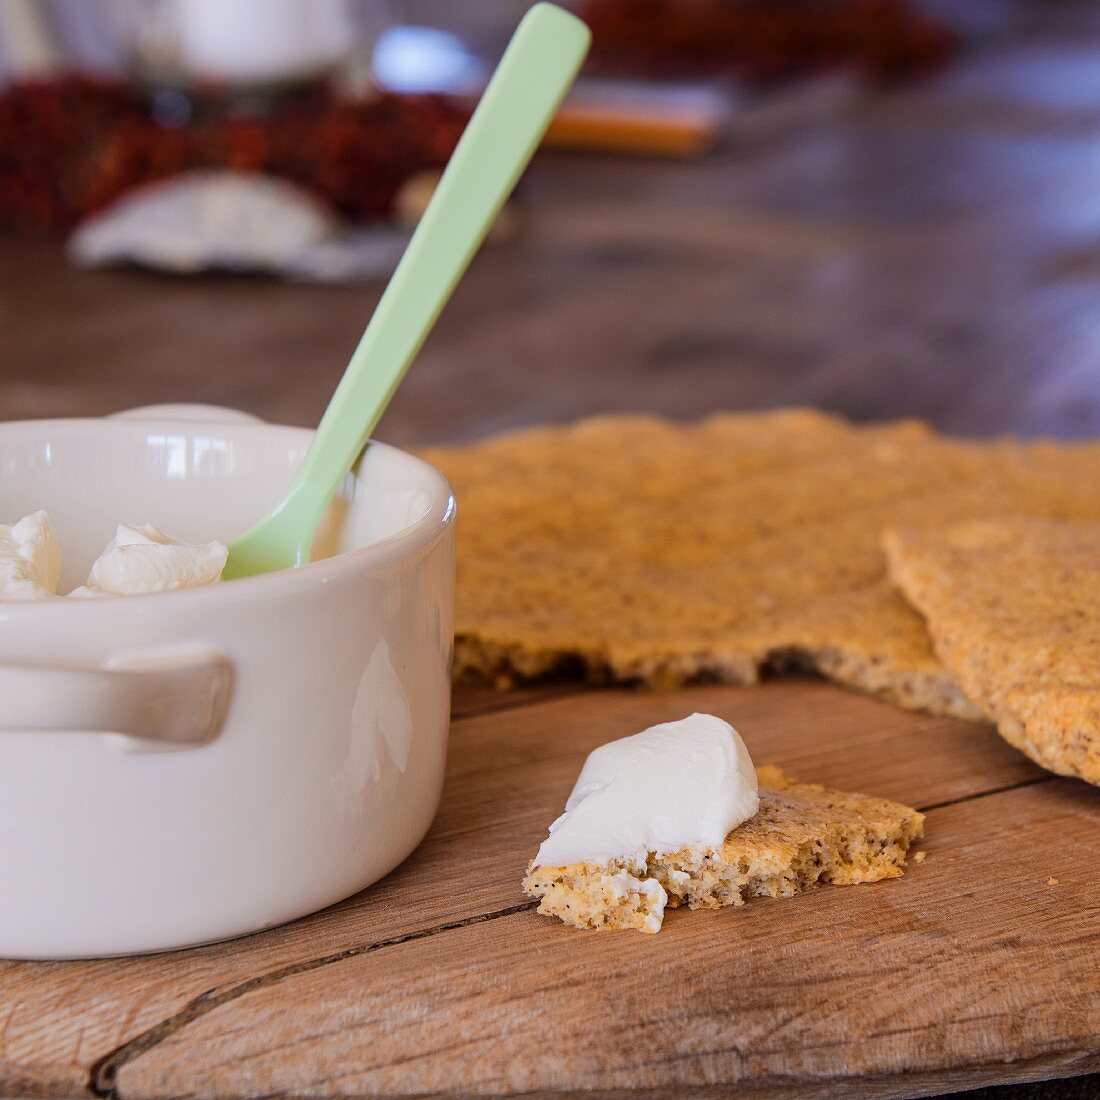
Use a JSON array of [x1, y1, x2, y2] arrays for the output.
[[285, 3, 590, 532]]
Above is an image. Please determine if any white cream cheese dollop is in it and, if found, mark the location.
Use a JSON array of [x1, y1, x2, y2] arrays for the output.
[[0, 511, 61, 600], [533, 712, 759, 869], [0, 513, 228, 599], [73, 523, 228, 597]]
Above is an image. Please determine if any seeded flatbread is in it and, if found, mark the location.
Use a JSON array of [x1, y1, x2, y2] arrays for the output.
[[885, 518, 1100, 784], [423, 410, 1100, 716], [523, 766, 923, 933]]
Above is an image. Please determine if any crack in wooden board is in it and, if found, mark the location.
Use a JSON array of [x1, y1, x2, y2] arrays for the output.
[[90, 902, 538, 1097], [88, 775, 1061, 1100], [103, 780, 1100, 1099], [920, 775, 1054, 812], [0, 680, 1063, 1097]]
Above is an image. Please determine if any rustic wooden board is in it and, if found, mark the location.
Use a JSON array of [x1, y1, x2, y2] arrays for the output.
[[1, 678, 1095, 1099], [112, 783, 1100, 1100]]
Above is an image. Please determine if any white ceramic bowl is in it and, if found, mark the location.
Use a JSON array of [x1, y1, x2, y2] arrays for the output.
[[0, 406, 455, 958]]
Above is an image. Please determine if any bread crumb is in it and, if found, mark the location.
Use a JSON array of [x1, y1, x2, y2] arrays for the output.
[[1047, 877, 1059, 886], [912, 850, 927, 863]]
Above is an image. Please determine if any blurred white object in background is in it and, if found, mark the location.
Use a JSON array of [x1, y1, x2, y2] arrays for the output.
[[70, 171, 334, 273], [170, 0, 352, 83], [69, 170, 410, 282], [126, 0, 360, 87], [0, 1, 390, 87], [0, 0, 61, 80], [372, 24, 486, 94]]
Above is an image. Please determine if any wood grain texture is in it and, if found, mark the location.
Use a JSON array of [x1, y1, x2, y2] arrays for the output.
[[111, 776, 1100, 1099], [0, 679, 1073, 1099], [4, 30, 1100, 443], [450, 679, 585, 719]]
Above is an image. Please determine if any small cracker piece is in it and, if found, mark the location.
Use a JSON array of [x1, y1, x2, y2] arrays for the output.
[[885, 517, 1100, 784], [523, 766, 923, 933]]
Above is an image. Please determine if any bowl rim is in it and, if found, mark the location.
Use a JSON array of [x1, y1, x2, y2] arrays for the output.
[[0, 416, 456, 615]]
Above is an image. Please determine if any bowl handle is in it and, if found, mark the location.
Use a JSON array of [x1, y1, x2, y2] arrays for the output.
[[0, 650, 232, 752]]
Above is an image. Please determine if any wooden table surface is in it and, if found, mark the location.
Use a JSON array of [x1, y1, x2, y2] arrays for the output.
[[2, 5, 1100, 1099]]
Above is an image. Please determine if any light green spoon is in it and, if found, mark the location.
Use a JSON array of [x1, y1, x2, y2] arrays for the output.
[[224, 3, 590, 580]]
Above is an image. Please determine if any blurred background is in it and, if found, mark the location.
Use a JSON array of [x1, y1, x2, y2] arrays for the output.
[[1, 0, 1099, 445]]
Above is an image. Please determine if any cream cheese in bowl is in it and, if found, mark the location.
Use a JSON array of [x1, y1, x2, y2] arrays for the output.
[[1, 513, 229, 599], [0, 512, 61, 600]]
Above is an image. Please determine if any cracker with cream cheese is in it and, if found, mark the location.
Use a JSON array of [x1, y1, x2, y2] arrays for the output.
[[523, 766, 923, 933]]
